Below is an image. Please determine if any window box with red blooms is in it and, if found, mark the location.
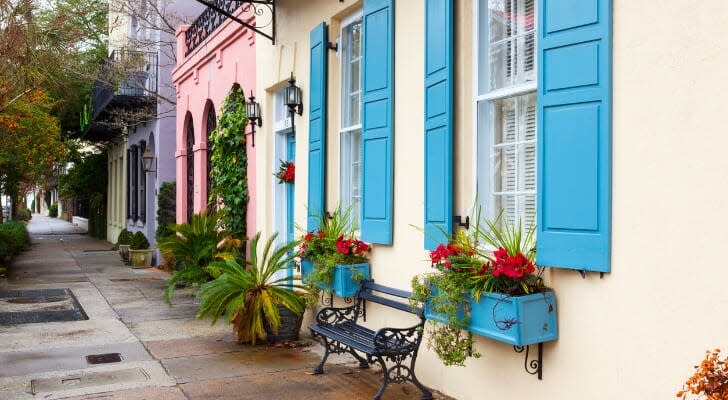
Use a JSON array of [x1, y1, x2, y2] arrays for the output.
[[411, 211, 557, 366], [297, 206, 371, 298], [274, 160, 295, 184]]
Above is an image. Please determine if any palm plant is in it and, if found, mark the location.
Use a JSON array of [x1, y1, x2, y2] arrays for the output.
[[196, 232, 307, 345], [160, 211, 237, 304]]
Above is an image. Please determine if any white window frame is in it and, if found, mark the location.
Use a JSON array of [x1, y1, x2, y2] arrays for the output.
[[272, 89, 293, 250], [339, 10, 363, 232], [472, 0, 538, 227]]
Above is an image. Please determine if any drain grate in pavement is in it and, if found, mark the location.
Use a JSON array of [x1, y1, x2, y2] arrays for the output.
[[86, 353, 123, 365], [30, 367, 150, 394], [0, 289, 88, 325]]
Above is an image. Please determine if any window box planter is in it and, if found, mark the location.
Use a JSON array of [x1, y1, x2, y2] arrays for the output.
[[301, 260, 370, 298], [424, 290, 558, 347]]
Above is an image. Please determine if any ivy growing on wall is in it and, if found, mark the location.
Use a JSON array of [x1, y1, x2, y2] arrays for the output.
[[208, 84, 249, 238]]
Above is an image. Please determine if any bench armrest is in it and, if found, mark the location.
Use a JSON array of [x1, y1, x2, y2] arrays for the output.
[[315, 304, 359, 325], [373, 322, 424, 353]]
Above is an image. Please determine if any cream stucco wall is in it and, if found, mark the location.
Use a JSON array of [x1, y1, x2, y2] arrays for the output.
[[255, 1, 728, 398]]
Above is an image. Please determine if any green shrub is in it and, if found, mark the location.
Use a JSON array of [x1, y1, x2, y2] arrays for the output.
[[0, 221, 30, 258], [130, 231, 150, 250], [117, 229, 133, 246], [15, 208, 31, 221], [155, 182, 176, 241], [49, 203, 58, 218]]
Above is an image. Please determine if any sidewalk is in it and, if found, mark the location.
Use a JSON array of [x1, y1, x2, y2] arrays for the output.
[[0, 218, 448, 399], [26, 214, 87, 235]]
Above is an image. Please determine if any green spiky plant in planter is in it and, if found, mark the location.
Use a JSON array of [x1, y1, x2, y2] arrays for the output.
[[196, 232, 311, 344], [159, 211, 238, 304], [117, 229, 133, 262], [129, 231, 152, 269]]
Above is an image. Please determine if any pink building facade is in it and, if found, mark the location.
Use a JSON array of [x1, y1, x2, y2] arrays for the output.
[[172, 6, 256, 234]]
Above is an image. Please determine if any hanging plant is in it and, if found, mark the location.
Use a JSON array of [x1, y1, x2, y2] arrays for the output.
[[208, 84, 249, 238], [274, 160, 295, 184]]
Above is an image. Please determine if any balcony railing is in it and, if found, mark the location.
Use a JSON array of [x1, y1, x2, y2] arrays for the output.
[[185, 1, 276, 55], [80, 49, 159, 136], [90, 49, 159, 122]]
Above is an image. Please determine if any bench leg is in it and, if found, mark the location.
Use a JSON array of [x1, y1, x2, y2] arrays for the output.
[[373, 356, 390, 400], [348, 349, 370, 369], [312, 336, 330, 375]]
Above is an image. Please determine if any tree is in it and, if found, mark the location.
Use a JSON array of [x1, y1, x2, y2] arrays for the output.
[[0, 89, 64, 219]]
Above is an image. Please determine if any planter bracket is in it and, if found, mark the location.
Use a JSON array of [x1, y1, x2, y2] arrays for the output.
[[513, 343, 543, 380]]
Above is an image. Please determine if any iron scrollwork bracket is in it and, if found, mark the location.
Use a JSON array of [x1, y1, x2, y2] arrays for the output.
[[513, 343, 543, 380]]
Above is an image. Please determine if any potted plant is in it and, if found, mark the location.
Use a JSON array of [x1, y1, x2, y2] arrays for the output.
[[129, 231, 153, 268], [298, 206, 371, 297], [117, 229, 133, 263], [159, 211, 238, 304], [196, 232, 311, 344], [411, 211, 557, 366]]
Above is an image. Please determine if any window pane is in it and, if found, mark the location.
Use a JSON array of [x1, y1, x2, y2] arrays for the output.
[[486, 0, 535, 91], [342, 18, 363, 129]]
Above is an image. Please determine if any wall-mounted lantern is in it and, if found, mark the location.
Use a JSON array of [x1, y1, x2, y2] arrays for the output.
[[246, 91, 262, 147], [141, 148, 156, 173], [284, 73, 303, 134]]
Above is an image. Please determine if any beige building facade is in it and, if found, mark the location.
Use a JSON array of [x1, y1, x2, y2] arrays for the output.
[[252, 1, 728, 398]]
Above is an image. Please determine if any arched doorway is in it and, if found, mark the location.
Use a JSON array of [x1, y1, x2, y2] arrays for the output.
[[185, 112, 195, 222]]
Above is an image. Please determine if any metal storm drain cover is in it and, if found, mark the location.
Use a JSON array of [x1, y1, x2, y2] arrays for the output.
[[0, 289, 88, 325], [30, 368, 150, 394], [86, 353, 123, 365]]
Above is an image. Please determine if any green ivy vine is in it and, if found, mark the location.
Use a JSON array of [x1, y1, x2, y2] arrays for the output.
[[209, 84, 249, 238]]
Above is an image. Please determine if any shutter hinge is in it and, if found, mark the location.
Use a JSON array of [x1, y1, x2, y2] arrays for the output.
[[453, 215, 470, 230]]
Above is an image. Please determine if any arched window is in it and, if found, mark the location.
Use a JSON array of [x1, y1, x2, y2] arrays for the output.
[[185, 113, 195, 222], [205, 102, 216, 205]]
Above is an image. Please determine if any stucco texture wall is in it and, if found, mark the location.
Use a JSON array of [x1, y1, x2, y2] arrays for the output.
[[173, 7, 257, 232], [254, 1, 728, 399]]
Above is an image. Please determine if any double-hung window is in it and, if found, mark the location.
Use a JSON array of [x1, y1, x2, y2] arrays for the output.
[[476, 0, 537, 230], [340, 12, 363, 229]]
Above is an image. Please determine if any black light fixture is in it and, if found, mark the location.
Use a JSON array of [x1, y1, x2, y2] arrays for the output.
[[141, 147, 156, 173], [246, 90, 262, 147], [284, 73, 303, 134]]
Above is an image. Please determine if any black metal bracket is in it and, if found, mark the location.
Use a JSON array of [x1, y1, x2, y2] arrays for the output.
[[578, 270, 587, 279], [190, 0, 276, 54], [327, 41, 338, 52], [453, 215, 470, 230], [513, 343, 543, 380]]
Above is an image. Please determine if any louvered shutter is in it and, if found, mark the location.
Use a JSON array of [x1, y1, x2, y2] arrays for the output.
[[423, 0, 454, 250], [307, 23, 328, 231], [537, 0, 612, 272], [361, 0, 394, 245]]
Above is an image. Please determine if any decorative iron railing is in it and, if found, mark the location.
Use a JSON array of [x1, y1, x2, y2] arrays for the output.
[[88, 49, 159, 122], [185, 0, 275, 56]]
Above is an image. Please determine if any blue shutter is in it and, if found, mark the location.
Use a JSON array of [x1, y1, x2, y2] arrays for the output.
[[307, 22, 328, 231], [537, 0, 612, 272], [361, 0, 394, 245], [423, 0, 453, 250]]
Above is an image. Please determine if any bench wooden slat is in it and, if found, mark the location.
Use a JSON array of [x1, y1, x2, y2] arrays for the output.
[[359, 292, 413, 314], [362, 281, 411, 299]]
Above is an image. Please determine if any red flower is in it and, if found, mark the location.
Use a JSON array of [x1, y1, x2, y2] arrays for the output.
[[317, 230, 325, 238], [304, 233, 313, 241]]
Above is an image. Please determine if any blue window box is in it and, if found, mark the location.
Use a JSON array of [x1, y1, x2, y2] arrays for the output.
[[469, 290, 557, 346], [300, 259, 369, 298], [423, 290, 558, 346]]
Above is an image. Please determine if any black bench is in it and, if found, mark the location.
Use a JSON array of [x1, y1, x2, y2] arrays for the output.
[[309, 280, 432, 400]]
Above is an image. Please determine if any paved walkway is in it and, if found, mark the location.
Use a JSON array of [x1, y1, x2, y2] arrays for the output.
[[0, 217, 447, 399], [26, 215, 87, 235]]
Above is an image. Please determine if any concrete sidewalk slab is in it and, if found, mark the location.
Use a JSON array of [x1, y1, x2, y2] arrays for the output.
[[0, 341, 152, 378], [0, 224, 451, 400]]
